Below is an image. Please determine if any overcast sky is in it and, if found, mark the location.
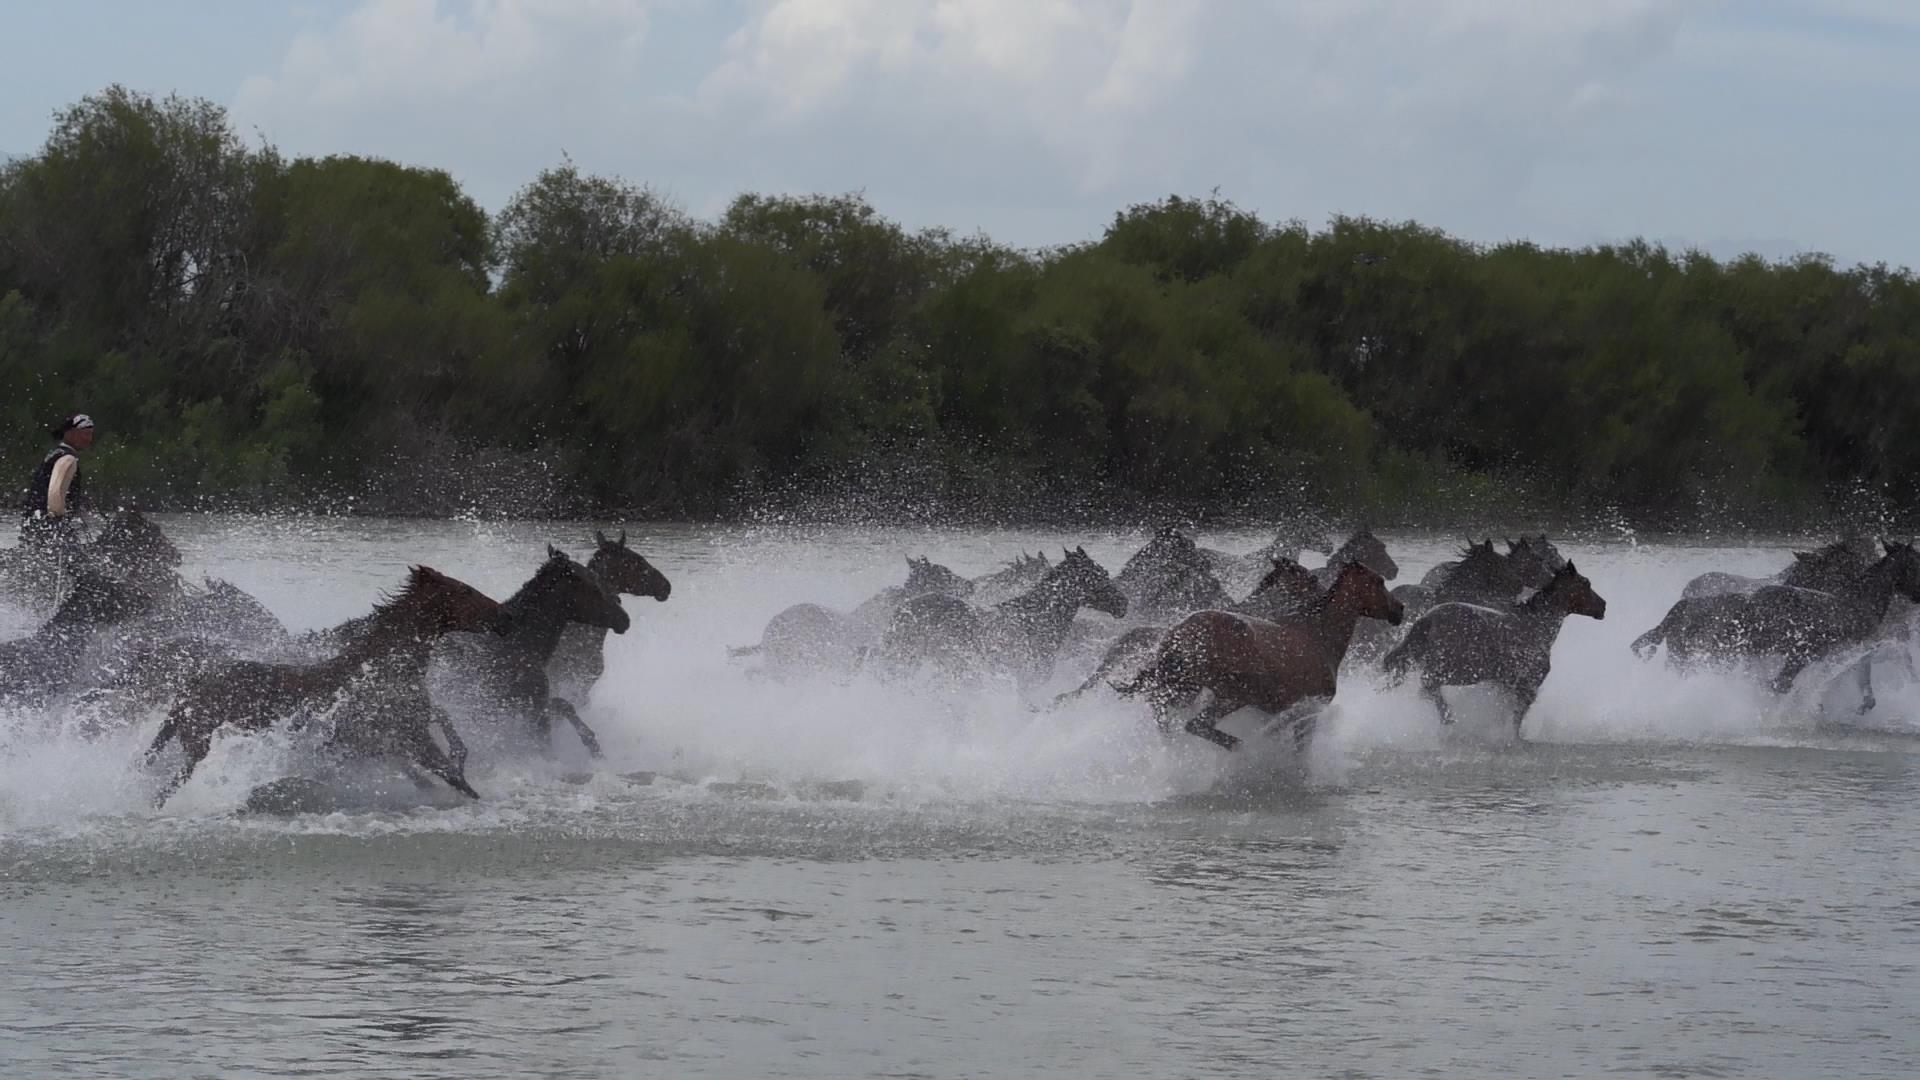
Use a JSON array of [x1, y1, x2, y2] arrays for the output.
[[5, 1, 1917, 266]]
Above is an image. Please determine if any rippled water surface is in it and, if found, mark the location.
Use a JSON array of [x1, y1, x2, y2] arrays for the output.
[[2, 518, 1917, 1078]]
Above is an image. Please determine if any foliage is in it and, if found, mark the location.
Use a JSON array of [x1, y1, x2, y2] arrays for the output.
[[2, 87, 1917, 526]]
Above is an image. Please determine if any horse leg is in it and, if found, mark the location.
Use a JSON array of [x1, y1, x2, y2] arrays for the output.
[[1857, 655, 1877, 715], [1510, 685, 1538, 741], [406, 727, 479, 799], [1185, 697, 1244, 751], [549, 698, 604, 759], [1770, 653, 1811, 696], [1259, 698, 1323, 755], [1420, 675, 1452, 725], [153, 719, 214, 809], [433, 709, 468, 771]]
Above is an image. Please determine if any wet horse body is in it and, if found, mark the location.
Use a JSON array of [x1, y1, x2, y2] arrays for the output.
[[146, 566, 506, 806], [969, 552, 1052, 607], [1058, 557, 1324, 704], [0, 571, 158, 708], [1114, 528, 1233, 624], [547, 531, 671, 707], [734, 556, 970, 679], [1383, 562, 1607, 733], [881, 547, 1128, 686], [1113, 563, 1404, 751], [443, 547, 632, 756], [1680, 536, 1877, 600], [1630, 542, 1920, 694], [1198, 521, 1336, 598]]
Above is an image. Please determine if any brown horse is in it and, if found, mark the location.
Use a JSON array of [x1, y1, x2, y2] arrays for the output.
[[146, 566, 507, 807], [1113, 562, 1404, 752], [1053, 557, 1324, 707]]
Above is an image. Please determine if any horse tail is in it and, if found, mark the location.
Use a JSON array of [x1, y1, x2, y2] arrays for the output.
[[1629, 616, 1669, 660], [1380, 621, 1427, 685], [145, 713, 181, 762]]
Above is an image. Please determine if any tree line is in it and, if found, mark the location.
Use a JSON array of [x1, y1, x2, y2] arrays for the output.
[[3, 86, 1916, 529]]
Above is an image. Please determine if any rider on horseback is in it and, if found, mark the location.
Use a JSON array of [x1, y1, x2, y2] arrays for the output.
[[18, 413, 95, 553]]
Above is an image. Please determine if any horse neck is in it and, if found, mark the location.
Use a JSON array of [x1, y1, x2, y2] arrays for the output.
[[1306, 591, 1366, 663], [1519, 588, 1577, 633], [997, 575, 1085, 646], [341, 602, 442, 675], [1840, 560, 1899, 620], [502, 571, 576, 655]]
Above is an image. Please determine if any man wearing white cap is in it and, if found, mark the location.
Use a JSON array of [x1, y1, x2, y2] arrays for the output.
[[19, 413, 95, 544]]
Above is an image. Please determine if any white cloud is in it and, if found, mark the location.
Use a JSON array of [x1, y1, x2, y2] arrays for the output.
[[215, 0, 1920, 266]]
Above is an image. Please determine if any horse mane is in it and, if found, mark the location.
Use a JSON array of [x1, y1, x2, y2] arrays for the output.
[[372, 566, 445, 617]]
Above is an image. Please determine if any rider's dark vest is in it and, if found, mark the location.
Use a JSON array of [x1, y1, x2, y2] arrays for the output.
[[19, 444, 82, 516]]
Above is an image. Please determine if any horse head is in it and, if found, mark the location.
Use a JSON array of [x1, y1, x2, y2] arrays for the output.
[[590, 529, 671, 601], [1535, 561, 1607, 620], [1506, 534, 1568, 574], [1055, 546, 1129, 619], [1329, 561, 1402, 625], [1877, 540, 1920, 602], [905, 555, 974, 599], [541, 545, 630, 634], [1253, 556, 1318, 603], [92, 509, 182, 576], [1331, 528, 1398, 582]]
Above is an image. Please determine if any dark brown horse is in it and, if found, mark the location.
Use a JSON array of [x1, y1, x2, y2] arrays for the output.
[[549, 530, 672, 706], [1113, 562, 1404, 751], [1054, 557, 1323, 706], [445, 547, 631, 756], [1382, 561, 1606, 733], [146, 566, 507, 807]]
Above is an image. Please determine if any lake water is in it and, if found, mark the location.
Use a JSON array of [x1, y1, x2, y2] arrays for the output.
[[2, 517, 1916, 1078]]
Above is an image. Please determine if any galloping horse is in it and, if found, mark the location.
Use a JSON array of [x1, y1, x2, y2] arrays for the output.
[[1631, 540, 1920, 695], [1114, 527, 1233, 624], [1055, 557, 1322, 706], [879, 547, 1129, 686], [445, 547, 631, 756], [549, 530, 672, 707], [1113, 562, 1403, 752], [1383, 561, 1607, 734], [0, 570, 158, 708], [146, 566, 507, 807], [732, 555, 970, 679], [1679, 535, 1878, 600], [1199, 520, 1337, 597], [1309, 528, 1399, 588], [970, 551, 1052, 607]]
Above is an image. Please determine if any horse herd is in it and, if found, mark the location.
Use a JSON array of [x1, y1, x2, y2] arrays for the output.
[[734, 524, 1920, 751], [1, 512, 1914, 812], [0, 513, 669, 807]]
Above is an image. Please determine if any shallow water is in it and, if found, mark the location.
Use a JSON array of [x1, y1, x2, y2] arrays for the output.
[[2, 518, 1917, 1078]]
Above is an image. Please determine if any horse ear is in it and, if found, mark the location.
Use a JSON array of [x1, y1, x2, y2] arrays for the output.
[[1076, 545, 1087, 557], [1564, 560, 1578, 575], [548, 544, 564, 560], [594, 529, 609, 546], [617, 529, 626, 546]]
